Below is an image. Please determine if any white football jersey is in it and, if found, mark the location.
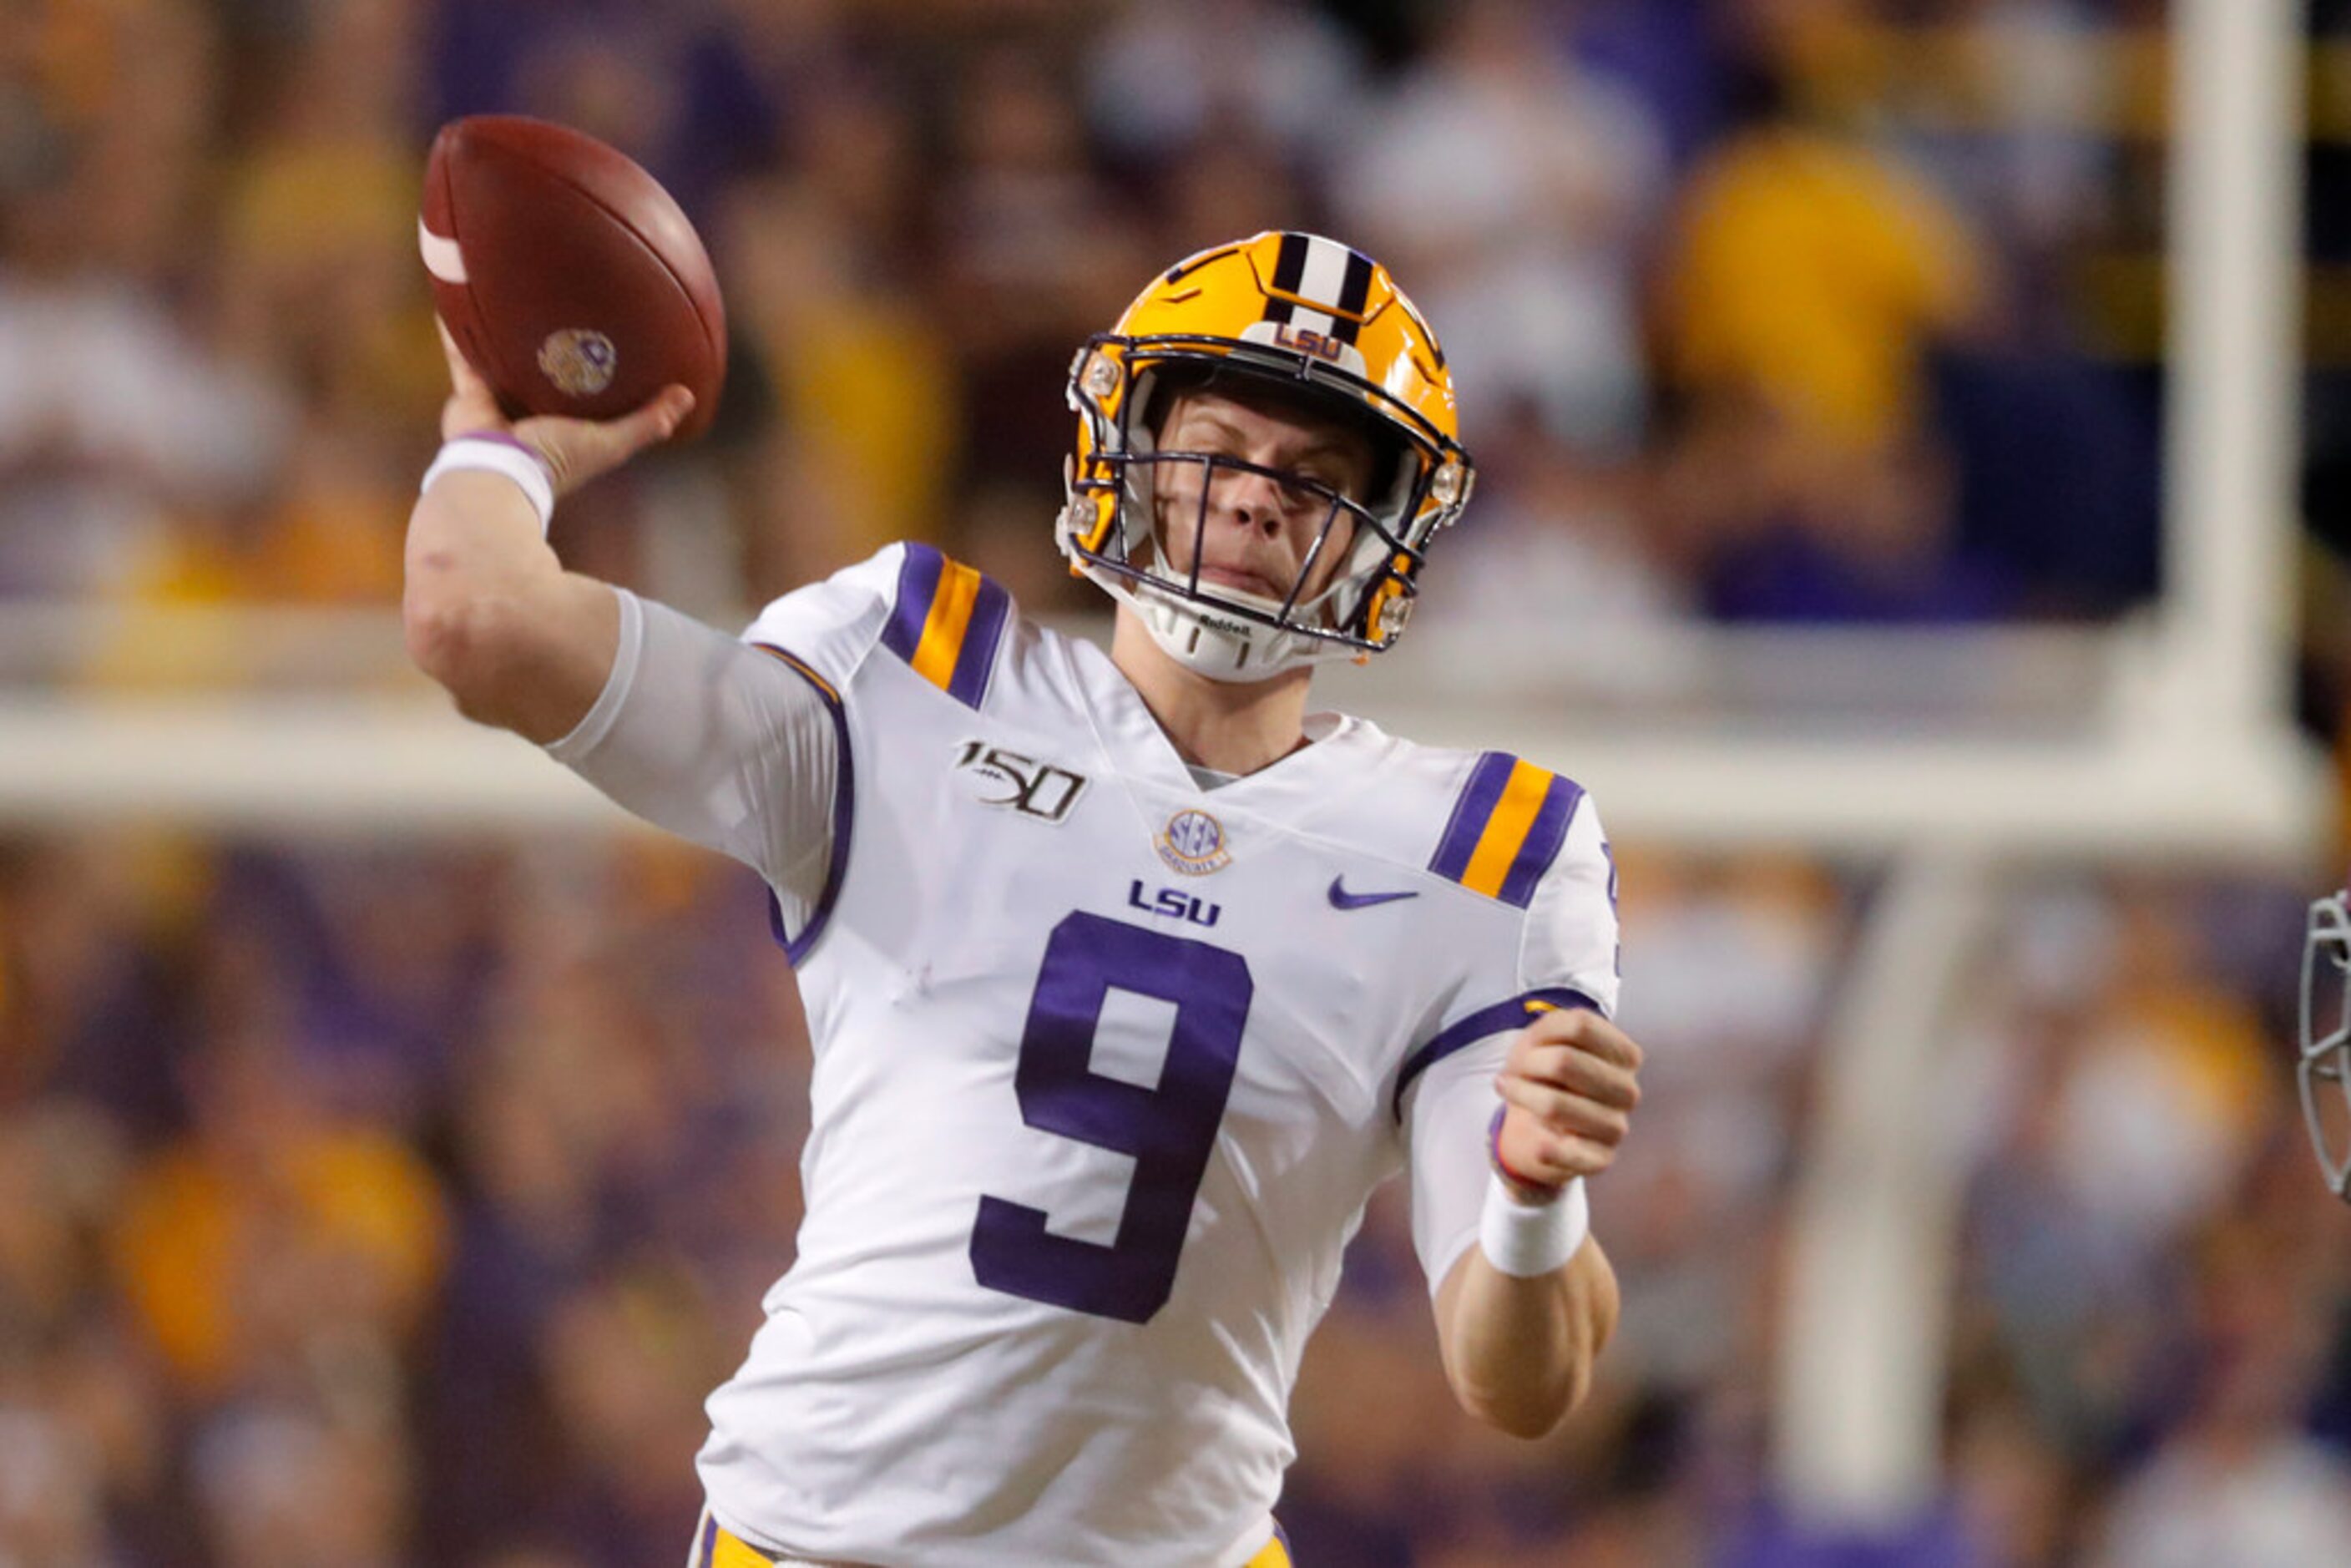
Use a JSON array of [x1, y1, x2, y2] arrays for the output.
[[559, 544, 1619, 1567]]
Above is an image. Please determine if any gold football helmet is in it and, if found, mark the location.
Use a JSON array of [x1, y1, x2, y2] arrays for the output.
[[1061, 231, 1475, 680]]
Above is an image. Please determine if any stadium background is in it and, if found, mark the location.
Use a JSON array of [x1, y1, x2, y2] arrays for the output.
[[2, 0, 2348, 1563]]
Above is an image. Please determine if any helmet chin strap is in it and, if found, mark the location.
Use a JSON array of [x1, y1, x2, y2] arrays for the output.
[[1128, 582, 1317, 683], [1075, 470, 1347, 682]]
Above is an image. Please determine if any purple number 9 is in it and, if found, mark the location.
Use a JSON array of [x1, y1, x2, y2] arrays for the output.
[[970, 911, 1253, 1323]]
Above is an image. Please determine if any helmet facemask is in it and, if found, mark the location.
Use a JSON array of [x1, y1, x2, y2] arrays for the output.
[[2299, 890, 2351, 1201], [1062, 342, 1455, 681]]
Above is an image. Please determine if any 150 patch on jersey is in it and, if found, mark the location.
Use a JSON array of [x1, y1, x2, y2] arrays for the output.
[[953, 740, 1089, 822]]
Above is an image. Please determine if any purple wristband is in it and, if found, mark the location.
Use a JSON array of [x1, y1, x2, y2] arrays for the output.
[[454, 429, 550, 471]]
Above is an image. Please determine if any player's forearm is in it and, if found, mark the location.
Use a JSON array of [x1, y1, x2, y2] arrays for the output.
[[1436, 1237, 1618, 1439], [406, 469, 561, 604], [403, 473, 618, 741]]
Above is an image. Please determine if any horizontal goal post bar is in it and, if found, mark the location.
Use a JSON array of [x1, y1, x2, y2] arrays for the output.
[[0, 695, 2325, 864]]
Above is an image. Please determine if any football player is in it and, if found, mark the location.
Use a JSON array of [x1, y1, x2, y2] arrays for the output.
[[406, 232, 1644, 1566]]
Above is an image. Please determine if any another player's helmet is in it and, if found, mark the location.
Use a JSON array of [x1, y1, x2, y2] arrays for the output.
[[1061, 231, 1474, 681], [2302, 883, 2351, 1201]]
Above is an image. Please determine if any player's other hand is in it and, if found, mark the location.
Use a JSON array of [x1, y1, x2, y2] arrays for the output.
[[436, 318, 694, 498], [1494, 1008, 1643, 1194]]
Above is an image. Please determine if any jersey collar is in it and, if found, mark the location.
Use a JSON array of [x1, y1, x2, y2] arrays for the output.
[[1059, 631, 1378, 817]]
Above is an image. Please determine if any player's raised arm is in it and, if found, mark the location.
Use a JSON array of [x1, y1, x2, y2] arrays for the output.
[[402, 320, 693, 742], [404, 324, 842, 933]]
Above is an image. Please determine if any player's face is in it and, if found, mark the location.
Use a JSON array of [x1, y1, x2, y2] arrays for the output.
[[1149, 388, 1378, 609]]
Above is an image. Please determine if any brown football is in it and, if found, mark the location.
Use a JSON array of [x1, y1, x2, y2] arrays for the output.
[[421, 115, 724, 442]]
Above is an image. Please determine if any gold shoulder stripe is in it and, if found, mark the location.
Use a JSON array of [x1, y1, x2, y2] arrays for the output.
[[911, 557, 984, 691], [1459, 759, 1555, 901]]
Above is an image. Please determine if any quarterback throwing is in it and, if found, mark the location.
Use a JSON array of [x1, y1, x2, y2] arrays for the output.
[[405, 231, 1645, 1567]]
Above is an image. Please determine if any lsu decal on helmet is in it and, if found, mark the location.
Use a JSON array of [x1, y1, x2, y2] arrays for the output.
[[2301, 881, 2351, 1201], [1060, 231, 1475, 681]]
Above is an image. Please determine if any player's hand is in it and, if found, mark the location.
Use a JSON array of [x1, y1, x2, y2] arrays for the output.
[[1494, 1008, 1643, 1194], [436, 318, 694, 498]]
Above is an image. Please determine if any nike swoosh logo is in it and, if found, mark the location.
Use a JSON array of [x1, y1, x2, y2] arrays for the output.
[[1329, 877, 1419, 911]]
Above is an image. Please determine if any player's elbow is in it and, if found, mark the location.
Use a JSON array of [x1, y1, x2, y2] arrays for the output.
[[403, 587, 533, 728], [402, 581, 486, 692], [1452, 1366, 1583, 1440]]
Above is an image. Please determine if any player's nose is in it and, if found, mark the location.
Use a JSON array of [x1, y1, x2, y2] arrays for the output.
[[1215, 466, 1297, 536]]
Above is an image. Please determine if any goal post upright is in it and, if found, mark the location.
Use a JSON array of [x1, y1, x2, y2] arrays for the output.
[[1773, 0, 2319, 1531], [2160, 0, 2309, 748]]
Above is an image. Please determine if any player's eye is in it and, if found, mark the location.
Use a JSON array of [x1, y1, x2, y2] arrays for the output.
[[1167, 423, 1236, 458]]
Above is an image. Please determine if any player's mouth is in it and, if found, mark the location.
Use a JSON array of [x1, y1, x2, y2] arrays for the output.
[[1197, 564, 1287, 602]]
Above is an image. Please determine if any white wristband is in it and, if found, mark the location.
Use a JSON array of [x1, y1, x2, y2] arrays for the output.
[[422, 435, 556, 535], [1478, 1171, 1590, 1278]]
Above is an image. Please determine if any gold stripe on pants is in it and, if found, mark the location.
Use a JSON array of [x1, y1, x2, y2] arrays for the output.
[[690, 1507, 1296, 1567]]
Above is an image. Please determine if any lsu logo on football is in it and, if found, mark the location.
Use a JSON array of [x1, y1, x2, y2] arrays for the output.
[[538, 327, 618, 395]]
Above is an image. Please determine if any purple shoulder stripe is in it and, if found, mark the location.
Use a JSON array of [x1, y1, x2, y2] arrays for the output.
[[879, 542, 946, 664], [946, 572, 1011, 709], [876, 541, 1011, 712], [1429, 751, 1515, 881], [1495, 776, 1583, 909]]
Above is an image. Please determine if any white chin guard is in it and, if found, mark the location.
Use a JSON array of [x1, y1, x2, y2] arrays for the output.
[[1125, 580, 1322, 683]]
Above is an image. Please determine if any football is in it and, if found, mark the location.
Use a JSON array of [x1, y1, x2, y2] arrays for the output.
[[421, 115, 725, 442]]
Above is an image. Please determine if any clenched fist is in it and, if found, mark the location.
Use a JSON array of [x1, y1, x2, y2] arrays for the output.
[[1493, 1007, 1643, 1196]]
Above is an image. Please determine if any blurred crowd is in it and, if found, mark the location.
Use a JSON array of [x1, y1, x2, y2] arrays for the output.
[[3, 1, 2349, 1566], [0, 828, 2340, 1566], [0, 0, 2184, 631]]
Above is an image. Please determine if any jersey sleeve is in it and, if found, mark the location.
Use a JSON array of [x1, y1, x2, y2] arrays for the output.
[[1518, 790, 1620, 1018], [546, 589, 843, 939], [737, 542, 907, 691], [1401, 790, 1620, 1296], [553, 546, 910, 946]]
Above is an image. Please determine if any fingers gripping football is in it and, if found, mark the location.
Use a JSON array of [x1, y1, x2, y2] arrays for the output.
[[435, 318, 693, 498], [1494, 1009, 1643, 1191], [436, 317, 507, 438]]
